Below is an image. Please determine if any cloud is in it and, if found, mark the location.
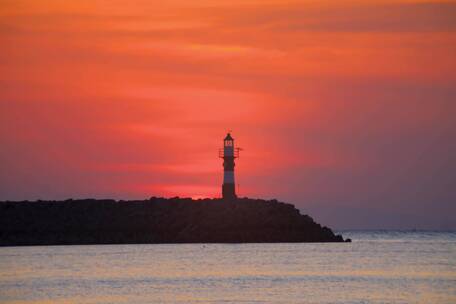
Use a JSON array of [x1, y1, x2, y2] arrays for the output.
[[206, 2, 456, 33]]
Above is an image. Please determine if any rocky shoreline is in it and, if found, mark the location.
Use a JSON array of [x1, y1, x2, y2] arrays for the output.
[[0, 197, 349, 246]]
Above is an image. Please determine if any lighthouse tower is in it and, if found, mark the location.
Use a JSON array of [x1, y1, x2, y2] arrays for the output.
[[219, 133, 240, 200]]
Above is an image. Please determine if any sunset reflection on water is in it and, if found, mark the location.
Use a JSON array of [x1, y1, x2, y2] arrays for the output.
[[1, 232, 455, 303]]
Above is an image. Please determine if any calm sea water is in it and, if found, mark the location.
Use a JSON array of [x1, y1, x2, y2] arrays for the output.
[[0, 231, 455, 304]]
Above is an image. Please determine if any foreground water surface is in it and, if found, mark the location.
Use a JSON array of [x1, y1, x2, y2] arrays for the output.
[[1, 231, 455, 303]]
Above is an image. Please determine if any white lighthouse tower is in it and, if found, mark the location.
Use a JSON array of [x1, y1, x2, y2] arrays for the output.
[[219, 133, 240, 200]]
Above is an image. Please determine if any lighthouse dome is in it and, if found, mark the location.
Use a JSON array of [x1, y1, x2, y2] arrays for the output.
[[224, 133, 234, 141]]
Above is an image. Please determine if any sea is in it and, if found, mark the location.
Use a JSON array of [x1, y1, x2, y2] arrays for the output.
[[0, 231, 455, 304]]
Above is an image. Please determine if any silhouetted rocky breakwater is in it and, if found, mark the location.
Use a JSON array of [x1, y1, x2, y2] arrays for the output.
[[0, 197, 348, 246]]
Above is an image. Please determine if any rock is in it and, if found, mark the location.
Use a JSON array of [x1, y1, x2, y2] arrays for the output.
[[0, 198, 349, 246]]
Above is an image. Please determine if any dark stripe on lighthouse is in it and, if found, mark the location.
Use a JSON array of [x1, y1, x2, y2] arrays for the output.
[[224, 157, 235, 171], [223, 156, 236, 199]]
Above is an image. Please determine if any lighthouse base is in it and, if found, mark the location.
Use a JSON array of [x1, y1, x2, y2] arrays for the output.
[[222, 183, 237, 200]]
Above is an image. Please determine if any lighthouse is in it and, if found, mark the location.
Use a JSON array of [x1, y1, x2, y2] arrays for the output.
[[219, 133, 240, 200]]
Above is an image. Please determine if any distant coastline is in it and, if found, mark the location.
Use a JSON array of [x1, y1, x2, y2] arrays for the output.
[[0, 197, 349, 246]]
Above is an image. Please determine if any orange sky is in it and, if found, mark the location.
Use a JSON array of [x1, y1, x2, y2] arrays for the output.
[[1, 0, 455, 228]]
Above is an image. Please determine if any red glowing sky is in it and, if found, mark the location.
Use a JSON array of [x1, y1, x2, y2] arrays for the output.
[[1, 0, 455, 229]]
